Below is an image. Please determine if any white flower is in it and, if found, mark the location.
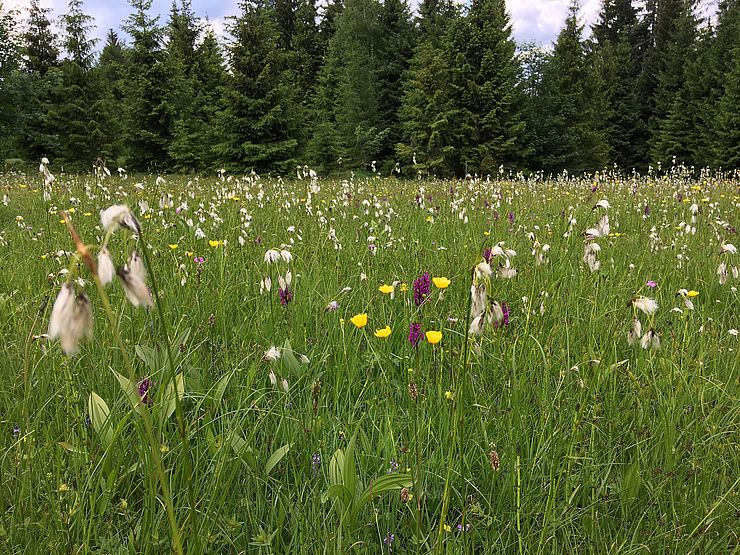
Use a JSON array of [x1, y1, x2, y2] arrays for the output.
[[280, 249, 292, 263], [487, 301, 504, 326], [717, 261, 727, 285], [117, 266, 152, 307], [632, 297, 659, 316], [470, 284, 487, 319], [100, 205, 140, 235], [474, 261, 493, 280], [268, 369, 277, 386], [61, 293, 93, 356], [260, 276, 272, 294], [299, 354, 310, 364], [48, 284, 75, 340], [728, 329, 738, 337], [720, 242, 737, 255], [640, 329, 660, 350], [97, 248, 115, 286], [325, 300, 340, 312], [281, 378, 289, 392], [263, 346, 281, 361], [264, 249, 280, 264], [128, 251, 146, 281], [595, 199, 610, 210], [469, 315, 485, 336], [627, 317, 642, 346], [340, 287, 352, 294]]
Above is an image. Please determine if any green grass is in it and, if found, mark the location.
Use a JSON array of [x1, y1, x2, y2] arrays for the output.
[[0, 170, 738, 553]]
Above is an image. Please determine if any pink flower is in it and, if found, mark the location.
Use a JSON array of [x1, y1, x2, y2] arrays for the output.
[[646, 280, 657, 288]]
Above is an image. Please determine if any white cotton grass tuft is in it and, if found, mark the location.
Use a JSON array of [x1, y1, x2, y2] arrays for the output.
[[640, 329, 660, 350], [627, 317, 642, 346], [263, 346, 281, 361], [48, 285, 93, 356], [97, 248, 115, 286], [100, 205, 141, 235], [720, 242, 737, 255], [632, 296, 659, 315], [48, 284, 75, 340], [116, 266, 153, 308], [264, 249, 280, 264]]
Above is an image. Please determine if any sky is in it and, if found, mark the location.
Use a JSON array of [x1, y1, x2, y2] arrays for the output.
[[5, 0, 604, 49]]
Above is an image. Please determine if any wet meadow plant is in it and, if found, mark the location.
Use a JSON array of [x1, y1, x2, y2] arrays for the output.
[[0, 166, 738, 553]]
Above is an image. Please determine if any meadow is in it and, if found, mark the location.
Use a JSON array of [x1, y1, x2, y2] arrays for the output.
[[0, 167, 738, 554]]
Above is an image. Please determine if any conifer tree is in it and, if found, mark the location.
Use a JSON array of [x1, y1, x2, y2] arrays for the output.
[[215, 0, 299, 173], [122, 0, 174, 170]]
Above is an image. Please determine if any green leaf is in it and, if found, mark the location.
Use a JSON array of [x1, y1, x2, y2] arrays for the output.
[[58, 441, 86, 456], [281, 339, 302, 375], [162, 373, 184, 423], [113, 371, 143, 414], [322, 483, 353, 508], [265, 443, 293, 476], [88, 391, 114, 449], [229, 430, 256, 469], [211, 371, 233, 407], [353, 474, 413, 517]]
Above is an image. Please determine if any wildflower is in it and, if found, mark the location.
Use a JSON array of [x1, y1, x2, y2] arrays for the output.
[[400, 487, 411, 503], [474, 261, 493, 280], [469, 315, 485, 336], [350, 313, 368, 328], [100, 205, 140, 235], [640, 328, 660, 350], [278, 286, 293, 305], [383, 532, 395, 550], [412, 271, 431, 306], [48, 284, 75, 340], [632, 296, 659, 316], [97, 248, 115, 286], [138, 378, 155, 406], [717, 261, 727, 285], [408, 322, 423, 348], [280, 249, 292, 263], [208, 240, 223, 248], [687, 290, 699, 297], [374, 326, 391, 338], [168, 244, 178, 250], [128, 251, 146, 281], [627, 317, 642, 346], [311, 453, 321, 473], [489, 450, 500, 471], [268, 369, 277, 386], [379, 284, 394, 294], [325, 300, 339, 312], [425, 330, 442, 345], [408, 382, 419, 401], [116, 266, 153, 308], [388, 460, 399, 473], [281, 378, 289, 392], [264, 346, 281, 361], [729, 329, 738, 337], [264, 249, 280, 264], [720, 242, 737, 255], [646, 280, 657, 288], [433, 276, 450, 289], [595, 199, 610, 210], [260, 276, 272, 294], [488, 301, 504, 326], [444, 524, 452, 533], [470, 284, 487, 319]]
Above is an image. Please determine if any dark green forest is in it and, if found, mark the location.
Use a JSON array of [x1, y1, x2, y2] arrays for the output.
[[0, 0, 738, 176]]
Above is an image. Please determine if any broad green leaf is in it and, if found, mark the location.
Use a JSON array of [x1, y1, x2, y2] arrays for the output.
[[113, 371, 143, 413], [265, 443, 293, 476], [281, 339, 302, 375], [88, 391, 114, 449], [353, 474, 413, 517], [162, 373, 184, 423]]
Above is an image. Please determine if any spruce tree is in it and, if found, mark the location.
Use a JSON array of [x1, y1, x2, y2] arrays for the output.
[[592, 0, 645, 170], [396, 0, 459, 176], [215, 0, 299, 173], [0, 3, 21, 156], [450, 0, 525, 174], [712, 0, 740, 168], [545, 0, 608, 173], [122, 0, 174, 170], [22, 0, 59, 75]]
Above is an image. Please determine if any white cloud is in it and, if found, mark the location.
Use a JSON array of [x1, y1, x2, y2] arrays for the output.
[[506, 0, 600, 45]]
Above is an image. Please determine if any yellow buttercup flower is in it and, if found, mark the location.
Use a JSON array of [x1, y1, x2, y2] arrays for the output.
[[209, 240, 223, 247], [444, 390, 454, 401], [186, 251, 194, 257], [433, 277, 450, 289], [168, 244, 178, 250], [350, 313, 368, 328], [379, 284, 394, 294], [425, 330, 442, 344], [83, 212, 92, 216], [399, 282, 408, 292], [374, 326, 391, 338], [687, 290, 699, 297]]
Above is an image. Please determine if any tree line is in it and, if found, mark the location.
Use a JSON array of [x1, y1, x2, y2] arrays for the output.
[[0, 0, 737, 176]]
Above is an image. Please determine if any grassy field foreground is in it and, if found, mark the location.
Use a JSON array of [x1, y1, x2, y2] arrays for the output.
[[0, 170, 738, 553]]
